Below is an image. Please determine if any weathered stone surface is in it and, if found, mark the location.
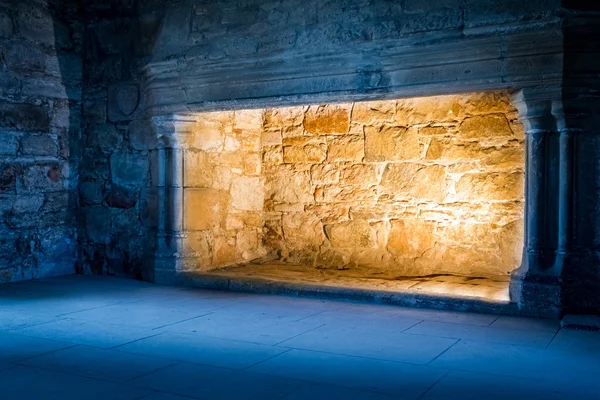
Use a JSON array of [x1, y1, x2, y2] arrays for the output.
[[184, 150, 213, 188], [85, 206, 111, 244], [327, 135, 364, 162], [0, 132, 19, 156], [388, 219, 436, 258], [110, 152, 149, 189], [184, 188, 227, 231], [283, 137, 327, 163], [365, 126, 422, 161], [105, 185, 137, 209], [21, 135, 58, 156], [326, 220, 376, 248], [459, 115, 513, 139], [351, 100, 395, 125], [0, 11, 13, 39], [304, 104, 350, 135], [455, 172, 524, 202], [0, 103, 50, 132], [380, 163, 447, 201], [230, 175, 263, 211]]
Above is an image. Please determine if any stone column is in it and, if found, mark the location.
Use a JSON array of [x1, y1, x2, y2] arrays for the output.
[[149, 114, 195, 283], [509, 88, 562, 317]]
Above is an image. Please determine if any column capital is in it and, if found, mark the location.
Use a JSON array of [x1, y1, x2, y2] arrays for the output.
[[511, 87, 560, 133], [150, 113, 197, 148]]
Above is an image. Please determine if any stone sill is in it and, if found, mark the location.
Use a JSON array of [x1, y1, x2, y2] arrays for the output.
[[157, 263, 518, 317]]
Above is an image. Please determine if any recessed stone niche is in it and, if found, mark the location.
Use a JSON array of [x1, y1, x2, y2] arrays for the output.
[[181, 91, 525, 280]]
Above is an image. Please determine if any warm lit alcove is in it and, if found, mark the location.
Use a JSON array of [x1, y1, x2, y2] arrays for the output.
[[179, 91, 525, 301]]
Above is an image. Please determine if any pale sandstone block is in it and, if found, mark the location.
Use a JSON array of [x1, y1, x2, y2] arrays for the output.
[[231, 175, 264, 211], [184, 188, 227, 231]]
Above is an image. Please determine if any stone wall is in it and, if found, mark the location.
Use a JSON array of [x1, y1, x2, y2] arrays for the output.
[[183, 91, 524, 278], [79, 1, 158, 278], [0, 0, 81, 282]]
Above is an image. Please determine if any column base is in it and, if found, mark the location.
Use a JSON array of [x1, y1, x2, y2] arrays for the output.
[[509, 267, 563, 318]]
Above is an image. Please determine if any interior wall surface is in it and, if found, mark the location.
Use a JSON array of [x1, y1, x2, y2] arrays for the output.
[[180, 92, 525, 278], [0, 0, 81, 283]]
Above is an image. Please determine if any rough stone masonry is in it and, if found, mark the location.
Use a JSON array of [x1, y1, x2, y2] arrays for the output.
[[179, 92, 524, 279]]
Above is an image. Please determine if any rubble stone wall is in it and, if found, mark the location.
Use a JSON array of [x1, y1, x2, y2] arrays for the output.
[[0, 0, 81, 282], [185, 92, 524, 278]]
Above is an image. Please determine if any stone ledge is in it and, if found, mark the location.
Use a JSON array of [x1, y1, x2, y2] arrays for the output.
[[154, 264, 519, 317]]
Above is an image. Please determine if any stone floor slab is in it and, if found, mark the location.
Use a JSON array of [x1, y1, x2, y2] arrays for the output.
[[249, 348, 447, 398], [279, 325, 457, 365], [0, 332, 74, 362], [129, 361, 301, 400], [421, 370, 597, 400], [0, 365, 151, 400], [117, 331, 289, 369], [9, 318, 162, 348], [405, 320, 556, 347], [19, 345, 176, 383]]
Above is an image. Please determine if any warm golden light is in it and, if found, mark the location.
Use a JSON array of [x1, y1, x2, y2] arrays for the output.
[[181, 92, 525, 284]]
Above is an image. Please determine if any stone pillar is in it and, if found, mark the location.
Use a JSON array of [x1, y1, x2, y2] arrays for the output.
[[148, 114, 195, 283], [510, 83, 600, 317], [509, 88, 562, 317]]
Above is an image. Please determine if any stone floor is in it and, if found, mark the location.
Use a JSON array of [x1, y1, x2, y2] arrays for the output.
[[1, 275, 599, 400]]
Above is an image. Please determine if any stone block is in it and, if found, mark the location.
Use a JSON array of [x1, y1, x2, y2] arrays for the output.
[[351, 100, 396, 125], [236, 229, 259, 257], [234, 109, 264, 130], [212, 235, 238, 266], [20, 134, 58, 156], [262, 145, 283, 165], [0, 103, 49, 132], [86, 123, 123, 152], [459, 115, 513, 139], [184, 188, 227, 231], [316, 185, 378, 203], [11, 194, 44, 214], [325, 220, 376, 249], [0, 164, 18, 193], [20, 162, 63, 193], [304, 104, 350, 135], [455, 172, 524, 202], [380, 163, 447, 202], [387, 219, 436, 258], [184, 231, 212, 268], [84, 206, 111, 244], [310, 164, 340, 184], [365, 126, 422, 161], [128, 119, 158, 150], [0, 131, 19, 155], [105, 184, 137, 209], [184, 150, 213, 188], [327, 135, 364, 162], [110, 152, 149, 190], [339, 164, 379, 186], [17, 5, 55, 45], [264, 106, 305, 132], [264, 167, 313, 204], [283, 137, 327, 163], [0, 11, 13, 39], [21, 76, 68, 100], [282, 213, 325, 250], [187, 116, 227, 151], [230, 175, 264, 211], [396, 95, 462, 125]]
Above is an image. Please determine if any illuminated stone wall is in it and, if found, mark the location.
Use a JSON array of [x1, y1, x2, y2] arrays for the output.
[[183, 92, 524, 277]]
